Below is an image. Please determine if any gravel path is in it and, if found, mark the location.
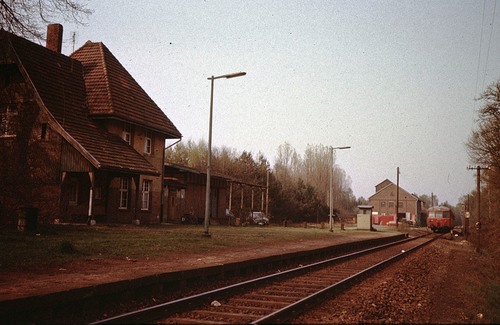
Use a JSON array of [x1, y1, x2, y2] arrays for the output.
[[294, 237, 490, 324]]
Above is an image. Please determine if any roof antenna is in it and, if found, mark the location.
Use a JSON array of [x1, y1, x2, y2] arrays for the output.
[[72, 32, 76, 52]]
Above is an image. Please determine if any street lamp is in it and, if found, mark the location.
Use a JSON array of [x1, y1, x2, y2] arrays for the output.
[[204, 72, 246, 236], [329, 146, 351, 232]]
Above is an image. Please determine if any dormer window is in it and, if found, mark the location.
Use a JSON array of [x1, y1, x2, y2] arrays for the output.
[[144, 130, 152, 155], [122, 123, 132, 144]]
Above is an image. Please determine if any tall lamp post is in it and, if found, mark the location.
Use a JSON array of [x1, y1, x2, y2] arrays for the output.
[[204, 72, 246, 236], [329, 146, 351, 232]]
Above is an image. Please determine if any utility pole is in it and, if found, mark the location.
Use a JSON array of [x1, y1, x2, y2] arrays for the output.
[[464, 194, 470, 240], [396, 167, 400, 228], [265, 169, 269, 217], [328, 146, 351, 232], [467, 165, 490, 253]]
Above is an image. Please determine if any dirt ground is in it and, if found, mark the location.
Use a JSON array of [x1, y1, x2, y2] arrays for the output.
[[0, 234, 370, 301]]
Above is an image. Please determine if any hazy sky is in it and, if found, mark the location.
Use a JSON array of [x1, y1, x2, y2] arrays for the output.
[[59, 0, 500, 205]]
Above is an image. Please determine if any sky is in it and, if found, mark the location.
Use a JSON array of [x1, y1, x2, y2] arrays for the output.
[[58, 0, 500, 205]]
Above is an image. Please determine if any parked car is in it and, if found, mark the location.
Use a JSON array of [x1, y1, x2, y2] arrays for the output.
[[249, 212, 269, 225]]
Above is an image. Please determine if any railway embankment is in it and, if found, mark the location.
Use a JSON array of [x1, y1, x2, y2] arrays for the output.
[[0, 227, 405, 324], [294, 236, 497, 324]]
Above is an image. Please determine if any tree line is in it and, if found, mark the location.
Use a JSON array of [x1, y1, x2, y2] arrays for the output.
[[166, 140, 358, 223], [464, 80, 500, 253]]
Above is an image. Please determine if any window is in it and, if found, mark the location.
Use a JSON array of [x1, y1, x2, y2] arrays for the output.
[[68, 180, 78, 205], [122, 123, 132, 144], [388, 201, 395, 208], [141, 180, 151, 210], [380, 201, 386, 207], [40, 123, 48, 140], [144, 130, 152, 154], [0, 106, 18, 138], [119, 177, 129, 209]]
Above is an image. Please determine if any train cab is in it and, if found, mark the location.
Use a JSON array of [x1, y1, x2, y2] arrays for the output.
[[427, 206, 454, 233]]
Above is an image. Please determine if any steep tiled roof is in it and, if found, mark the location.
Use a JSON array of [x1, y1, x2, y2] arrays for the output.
[[1, 30, 160, 175], [368, 181, 419, 201], [71, 41, 181, 138]]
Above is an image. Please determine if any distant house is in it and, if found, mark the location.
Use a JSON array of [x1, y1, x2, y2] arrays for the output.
[[0, 24, 181, 225], [368, 179, 421, 225]]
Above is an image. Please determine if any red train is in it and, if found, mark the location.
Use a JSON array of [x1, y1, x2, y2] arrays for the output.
[[427, 206, 454, 233]]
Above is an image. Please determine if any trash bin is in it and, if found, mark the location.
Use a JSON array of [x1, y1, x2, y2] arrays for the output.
[[24, 208, 38, 232]]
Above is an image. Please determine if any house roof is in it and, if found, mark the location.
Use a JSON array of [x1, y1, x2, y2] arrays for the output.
[[1, 30, 168, 175], [70, 41, 181, 138], [375, 179, 392, 188], [165, 163, 231, 180], [164, 163, 265, 188], [368, 180, 420, 201]]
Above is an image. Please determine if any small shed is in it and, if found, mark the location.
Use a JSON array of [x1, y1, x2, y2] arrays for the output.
[[357, 205, 375, 231]]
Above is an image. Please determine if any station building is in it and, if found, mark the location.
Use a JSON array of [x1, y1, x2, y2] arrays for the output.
[[0, 24, 182, 225]]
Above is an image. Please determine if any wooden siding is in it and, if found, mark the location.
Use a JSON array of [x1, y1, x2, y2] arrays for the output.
[[164, 165, 229, 224], [60, 141, 93, 172]]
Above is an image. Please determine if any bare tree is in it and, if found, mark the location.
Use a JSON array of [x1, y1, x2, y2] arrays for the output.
[[166, 139, 358, 222], [466, 80, 500, 252], [467, 81, 500, 170], [0, 0, 92, 40]]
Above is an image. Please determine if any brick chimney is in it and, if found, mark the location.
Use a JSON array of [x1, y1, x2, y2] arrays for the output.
[[46, 24, 63, 53]]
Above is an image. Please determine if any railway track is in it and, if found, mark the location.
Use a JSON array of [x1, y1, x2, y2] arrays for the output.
[[92, 233, 439, 324]]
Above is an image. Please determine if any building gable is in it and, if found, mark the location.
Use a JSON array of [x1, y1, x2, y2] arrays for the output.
[[1, 29, 162, 175], [71, 41, 182, 138], [375, 179, 392, 193], [370, 183, 417, 202]]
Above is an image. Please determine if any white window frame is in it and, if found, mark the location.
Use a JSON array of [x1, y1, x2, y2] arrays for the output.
[[119, 177, 129, 209], [141, 180, 151, 210], [144, 131, 152, 155], [122, 123, 132, 145]]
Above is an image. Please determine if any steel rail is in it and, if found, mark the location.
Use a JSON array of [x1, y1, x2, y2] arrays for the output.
[[91, 233, 432, 324], [251, 234, 440, 324]]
